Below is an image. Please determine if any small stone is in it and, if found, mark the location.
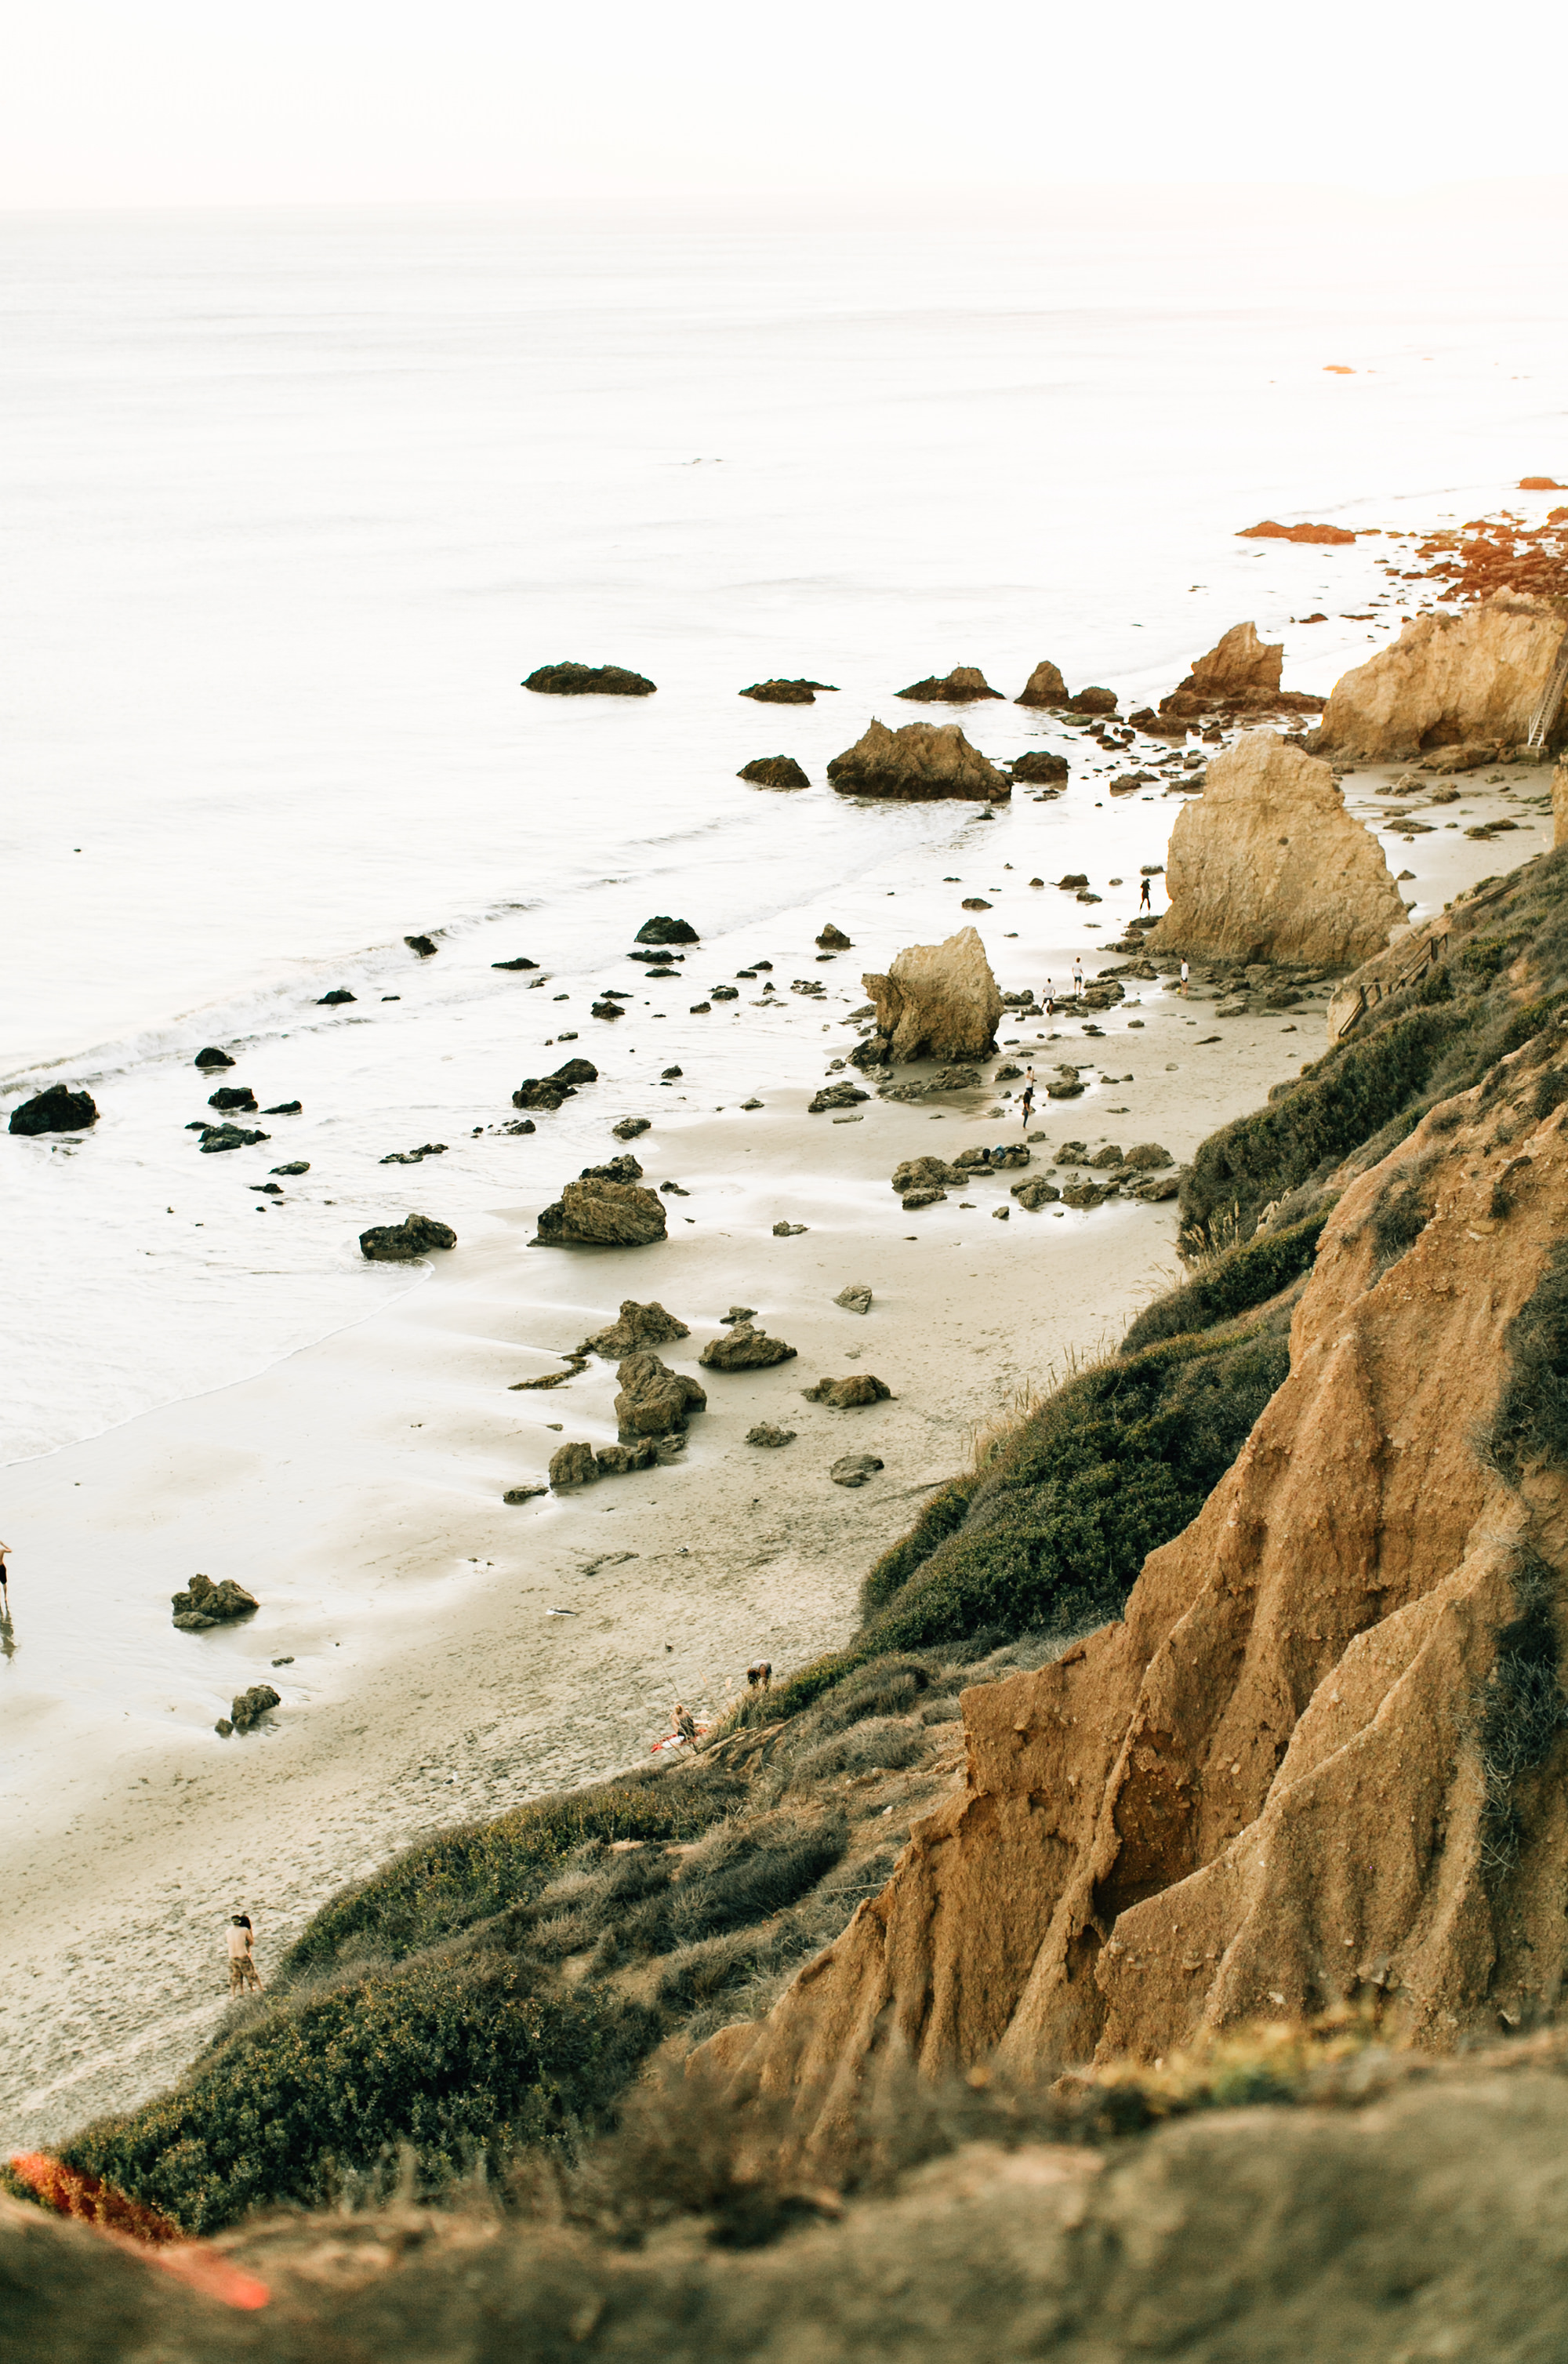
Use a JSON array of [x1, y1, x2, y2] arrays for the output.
[[524, 662, 656, 696], [835, 1284, 873, 1314], [492, 956, 539, 971], [772, 1221, 808, 1236], [661, 1066, 683, 1079], [816, 923, 853, 949], [739, 755, 810, 788], [594, 1439, 660, 1475], [718, 1305, 758, 1325], [830, 1453, 884, 1487], [634, 916, 699, 945], [171, 1573, 259, 1629], [901, 1187, 947, 1209], [270, 1161, 309, 1176], [993, 1205, 1010, 1219], [198, 1124, 270, 1153], [262, 1101, 303, 1116], [591, 999, 625, 1020], [503, 1484, 548, 1504], [228, 1684, 281, 1734], [580, 1299, 691, 1356]]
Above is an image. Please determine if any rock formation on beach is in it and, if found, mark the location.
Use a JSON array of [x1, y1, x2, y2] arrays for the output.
[[738, 757, 809, 788], [1159, 622, 1325, 721], [8, 1082, 98, 1135], [1315, 591, 1568, 759], [1239, 517, 1356, 544], [522, 662, 656, 695], [1014, 659, 1069, 707], [862, 926, 1003, 1062], [169, 1574, 258, 1632], [358, 1213, 457, 1261], [635, 916, 699, 945], [739, 678, 837, 703], [535, 1177, 668, 1247], [581, 1299, 690, 1356], [816, 923, 852, 949], [826, 721, 1010, 803], [697, 1035, 1568, 2112], [614, 1351, 706, 1438], [1146, 732, 1405, 967], [1008, 750, 1069, 784], [699, 1321, 797, 1371], [802, 1374, 892, 1407], [895, 665, 1002, 703], [512, 1057, 599, 1113]]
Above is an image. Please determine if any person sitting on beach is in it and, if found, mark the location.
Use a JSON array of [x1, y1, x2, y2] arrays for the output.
[[746, 1661, 772, 1693], [672, 1702, 698, 1745], [227, 1913, 262, 1995]]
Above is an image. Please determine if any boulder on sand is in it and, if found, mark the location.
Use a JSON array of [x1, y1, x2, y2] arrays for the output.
[[834, 1283, 873, 1314], [1314, 591, 1568, 759], [615, 1352, 706, 1439], [891, 1155, 965, 1193], [582, 1299, 691, 1356], [359, 1213, 457, 1261], [803, 1374, 892, 1407], [1160, 622, 1324, 721], [895, 666, 1003, 704], [535, 1178, 668, 1247], [746, 1422, 796, 1446], [739, 757, 809, 788], [862, 926, 1003, 1062], [549, 1441, 600, 1489], [1146, 731, 1406, 968], [522, 662, 655, 695], [227, 1684, 280, 1735], [9, 1083, 98, 1136], [1014, 659, 1069, 708], [170, 1573, 259, 1631], [826, 721, 1010, 803], [699, 1321, 797, 1371], [830, 1453, 883, 1487]]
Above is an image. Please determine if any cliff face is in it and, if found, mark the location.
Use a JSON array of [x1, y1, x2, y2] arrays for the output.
[[1316, 591, 1566, 759], [702, 1032, 1568, 2123]]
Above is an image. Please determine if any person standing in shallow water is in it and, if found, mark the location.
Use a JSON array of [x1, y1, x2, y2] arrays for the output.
[[227, 1913, 262, 1994], [0, 1542, 9, 1617], [1139, 875, 1152, 911]]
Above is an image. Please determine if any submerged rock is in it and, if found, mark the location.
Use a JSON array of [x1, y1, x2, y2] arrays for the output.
[[535, 1177, 668, 1247], [611, 1117, 651, 1142], [1147, 731, 1406, 968], [170, 1573, 259, 1631], [9, 1084, 98, 1136], [262, 1102, 303, 1117], [198, 1123, 270, 1153], [513, 1057, 600, 1113], [523, 662, 656, 695], [317, 989, 355, 1006], [194, 1047, 234, 1069], [862, 926, 1003, 1062], [404, 933, 438, 957], [739, 756, 810, 788], [492, 955, 539, 971], [581, 1299, 691, 1357], [207, 1086, 258, 1111], [699, 1321, 797, 1371], [1316, 590, 1568, 759], [828, 720, 1010, 803], [739, 678, 837, 703], [358, 1213, 457, 1260], [615, 1351, 706, 1438], [635, 916, 700, 945], [895, 665, 1003, 703]]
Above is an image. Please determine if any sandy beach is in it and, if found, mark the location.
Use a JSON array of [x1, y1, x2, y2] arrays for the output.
[[0, 741, 1546, 2152]]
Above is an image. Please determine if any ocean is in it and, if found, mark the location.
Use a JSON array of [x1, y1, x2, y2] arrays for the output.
[[5, 194, 1566, 1463]]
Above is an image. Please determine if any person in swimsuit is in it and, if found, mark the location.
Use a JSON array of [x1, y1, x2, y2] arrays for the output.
[[672, 1702, 698, 1745]]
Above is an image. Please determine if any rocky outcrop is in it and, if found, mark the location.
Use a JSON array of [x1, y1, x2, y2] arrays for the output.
[[826, 721, 1010, 803], [580, 1299, 691, 1357], [739, 678, 837, 703], [699, 1047, 1568, 2115], [535, 1178, 667, 1247], [549, 1440, 599, 1489], [1014, 659, 1069, 707], [1146, 732, 1406, 968], [862, 927, 1003, 1062], [739, 757, 809, 788], [635, 917, 699, 945], [614, 1352, 706, 1439], [1316, 592, 1568, 759], [895, 666, 1002, 703], [170, 1574, 259, 1631], [223, 1684, 279, 1737], [802, 1374, 892, 1407], [522, 663, 655, 695], [1239, 517, 1356, 544], [358, 1214, 457, 1261], [699, 1322, 797, 1371], [890, 1156, 965, 1193], [9, 1083, 98, 1135], [1160, 623, 1325, 721]]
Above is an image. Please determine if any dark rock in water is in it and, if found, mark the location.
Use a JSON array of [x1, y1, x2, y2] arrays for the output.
[[549, 1441, 600, 1488], [660, 1179, 689, 1195], [1009, 750, 1069, 784], [827, 721, 1009, 802], [615, 1351, 707, 1439], [1011, 1176, 1062, 1210], [379, 1142, 448, 1164], [848, 1037, 891, 1071], [1068, 685, 1119, 715], [1056, 873, 1090, 889], [198, 1123, 270, 1153], [170, 1573, 259, 1631], [523, 662, 656, 696], [808, 1082, 869, 1114], [207, 1086, 258, 1112], [630, 947, 684, 964], [580, 1153, 644, 1184], [318, 989, 356, 1006], [816, 923, 853, 950], [896, 666, 1003, 703], [612, 1117, 652, 1142], [492, 956, 539, 971], [662, 1066, 683, 1079], [739, 678, 837, 703], [699, 1321, 797, 1371], [830, 1453, 884, 1487], [358, 1213, 457, 1260], [227, 1683, 281, 1735], [404, 934, 438, 957], [9, 1084, 98, 1136], [194, 1046, 234, 1069], [513, 1058, 597, 1112], [271, 1160, 310, 1175], [503, 1483, 548, 1503], [251, 1182, 284, 1197], [739, 756, 810, 788], [803, 1373, 893, 1407], [635, 916, 699, 946], [510, 1353, 590, 1390], [596, 1438, 660, 1475], [534, 1177, 667, 1247], [1015, 659, 1069, 708], [263, 1101, 303, 1116], [591, 998, 625, 1020], [503, 1118, 536, 1135], [747, 1422, 797, 1447], [580, 1298, 691, 1356], [554, 1059, 598, 1085]]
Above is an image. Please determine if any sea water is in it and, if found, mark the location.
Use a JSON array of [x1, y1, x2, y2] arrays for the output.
[[5, 194, 1567, 1462]]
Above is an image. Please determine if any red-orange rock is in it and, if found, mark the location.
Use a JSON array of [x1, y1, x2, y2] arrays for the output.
[[1239, 520, 1356, 545]]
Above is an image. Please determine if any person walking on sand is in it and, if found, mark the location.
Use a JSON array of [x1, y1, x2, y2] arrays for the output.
[[1139, 875, 1152, 912], [227, 1913, 262, 1995], [1180, 957, 1190, 997], [1072, 960, 1083, 1000], [1020, 1073, 1036, 1128], [1044, 978, 1055, 1017]]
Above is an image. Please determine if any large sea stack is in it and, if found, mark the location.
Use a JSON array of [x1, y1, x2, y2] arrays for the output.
[[827, 721, 1009, 803], [862, 925, 1003, 1061]]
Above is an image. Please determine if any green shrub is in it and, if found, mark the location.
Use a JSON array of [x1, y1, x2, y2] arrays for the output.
[[62, 1955, 658, 2234], [1489, 1241, 1568, 1482], [1121, 1209, 1329, 1353], [860, 1482, 980, 1618]]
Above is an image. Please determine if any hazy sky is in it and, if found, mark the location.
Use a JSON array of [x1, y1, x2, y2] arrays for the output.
[[5, 0, 1555, 211]]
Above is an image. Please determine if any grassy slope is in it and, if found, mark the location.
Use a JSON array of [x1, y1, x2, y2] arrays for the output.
[[47, 848, 1568, 2231]]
